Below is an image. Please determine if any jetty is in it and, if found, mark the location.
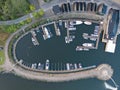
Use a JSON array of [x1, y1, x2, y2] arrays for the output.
[[54, 22, 61, 36], [65, 21, 75, 43], [9, 62, 114, 82]]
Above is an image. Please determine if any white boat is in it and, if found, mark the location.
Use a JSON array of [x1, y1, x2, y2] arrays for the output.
[[83, 48, 89, 51], [59, 20, 62, 26], [38, 63, 41, 69], [65, 36, 70, 43], [76, 46, 83, 51], [32, 63, 37, 69], [66, 63, 70, 70], [31, 37, 37, 45], [74, 64, 77, 69], [44, 27, 51, 39], [68, 27, 76, 31], [76, 20, 83, 25], [84, 21, 92, 25], [32, 37, 35, 42], [70, 20, 83, 25], [69, 64, 74, 70], [45, 60, 49, 70], [83, 33, 88, 36], [78, 63, 82, 68], [82, 43, 94, 47], [65, 22, 67, 28], [19, 59, 23, 64]]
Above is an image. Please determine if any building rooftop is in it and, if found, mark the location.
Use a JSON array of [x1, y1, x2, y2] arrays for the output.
[[105, 40, 116, 53], [52, 5, 61, 15], [108, 9, 119, 39]]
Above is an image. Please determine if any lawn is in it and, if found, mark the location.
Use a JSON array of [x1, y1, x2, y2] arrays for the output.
[[0, 50, 5, 65], [0, 31, 9, 45]]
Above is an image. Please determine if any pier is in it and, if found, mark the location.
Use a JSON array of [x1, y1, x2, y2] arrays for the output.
[[54, 22, 61, 36], [65, 21, 75, 43]]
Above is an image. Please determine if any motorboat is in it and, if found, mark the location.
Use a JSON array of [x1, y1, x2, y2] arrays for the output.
[[45, 59, 50, 70]]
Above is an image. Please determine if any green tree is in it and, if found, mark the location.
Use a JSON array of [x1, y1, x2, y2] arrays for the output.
[[38, 9, 44, 16], [29, 5, 35, 11]]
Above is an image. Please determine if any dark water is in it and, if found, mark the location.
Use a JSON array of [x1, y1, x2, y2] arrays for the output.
[[0, 23, 120, 90]]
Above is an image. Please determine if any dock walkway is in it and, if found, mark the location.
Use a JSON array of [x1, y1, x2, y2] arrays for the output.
[[54, 22, 61, 36]]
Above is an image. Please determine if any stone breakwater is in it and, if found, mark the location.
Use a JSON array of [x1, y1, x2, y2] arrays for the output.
[[3, 62, 113, 82]]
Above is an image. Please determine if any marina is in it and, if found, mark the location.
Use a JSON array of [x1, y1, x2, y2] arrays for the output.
[[15, 20, 103, 67], [1, 0, 120, 90]]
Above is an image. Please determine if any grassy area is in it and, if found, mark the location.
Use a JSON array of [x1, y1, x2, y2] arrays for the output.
[[0, 31, 9, 45], [0, 50, 5, 65], [0, 0, 33, 20]]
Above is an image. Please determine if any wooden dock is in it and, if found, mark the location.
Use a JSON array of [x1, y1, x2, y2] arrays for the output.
[[54, 22, 61, 36]]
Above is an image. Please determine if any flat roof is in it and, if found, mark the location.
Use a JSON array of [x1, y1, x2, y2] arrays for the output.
[[105, 40, 116, 53], [108, 9, 119, 39], [52, 5, 61, 15]]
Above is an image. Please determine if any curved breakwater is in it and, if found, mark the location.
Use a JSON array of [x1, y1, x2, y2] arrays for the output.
[[10, 63, 113, 82]]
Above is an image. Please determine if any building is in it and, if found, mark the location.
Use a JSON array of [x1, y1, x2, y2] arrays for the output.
[[52, 5, 61, 15], [105, 40, 116, 53]]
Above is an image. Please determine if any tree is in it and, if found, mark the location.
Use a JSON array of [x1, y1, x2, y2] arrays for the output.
[[38, 9, 44, 16], [29, 5, 35, 11], [0, 0, 31, 20]]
